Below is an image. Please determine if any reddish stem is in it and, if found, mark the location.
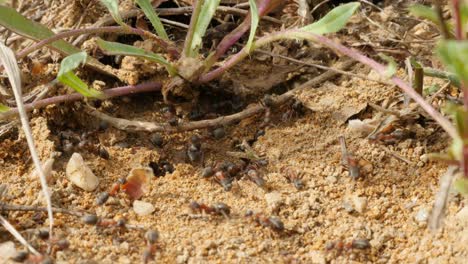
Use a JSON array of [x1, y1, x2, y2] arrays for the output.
[[452, 0, 463, 40], [205, 0, 278, 68], [0, 82, 161, 119]]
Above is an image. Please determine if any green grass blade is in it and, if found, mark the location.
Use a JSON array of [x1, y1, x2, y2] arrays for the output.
[[0, 6, 80, 55], [0, 103, 9, 113], [100, 0, 125, 27], [57, 52, 103, 98], [96, 39, 176, 75], [189, 0, 221, 57], [135, 0, 168, 40], [437, 40, 468, 84], [301, 2, 360, 34], [246, 0, 259, 53], [409, 4, 453, 33], [408, 4, 440, 26]]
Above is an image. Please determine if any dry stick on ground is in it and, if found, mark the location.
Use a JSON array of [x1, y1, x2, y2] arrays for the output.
[[429, 166, 458, 230], [0, 215, 41, 256], [87, 59, 355, 133], [0, 204, 145, 230], [0, 204, 86, 217]]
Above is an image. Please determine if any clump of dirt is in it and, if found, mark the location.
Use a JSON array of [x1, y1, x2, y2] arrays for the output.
[[0, 0, 467, 263]]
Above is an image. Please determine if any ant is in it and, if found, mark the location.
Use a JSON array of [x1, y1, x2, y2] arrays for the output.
[[245, 210, 285, 233], [189, 201, 231, 219], [246, 168, 266, 188], [281, 166, 304, 190], [339, 136, 360, 179], [281, 99, 305, 122], [213, 170, 233, 191], [325, 238, 371, 254]]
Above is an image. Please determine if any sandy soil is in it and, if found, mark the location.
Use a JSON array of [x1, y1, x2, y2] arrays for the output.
[[0, 0, 467, 263]]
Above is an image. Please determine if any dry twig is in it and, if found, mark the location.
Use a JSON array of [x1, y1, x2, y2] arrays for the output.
[[87, 59, 355, 133]]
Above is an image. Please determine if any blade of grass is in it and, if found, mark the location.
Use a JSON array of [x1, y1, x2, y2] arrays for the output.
[[136, 0, 169, 40], [301, 2, 360, 34], [183, 0, 204, 57], [0, 103, 9, 112], [100, 0, 126, 27], [0, 42, 54, 247], [57, 52, 103, 98], [96, 39, 177, 75], [189, 0, 221, 57], [246, 0, 259, 53]]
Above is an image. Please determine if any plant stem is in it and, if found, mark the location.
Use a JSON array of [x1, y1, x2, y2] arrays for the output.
[[423, 67, 460, 88], [451, 0, 463, 40], [183, 0, 204, 58], [205, 0, 279, 69], [201, 30, 458, 139], [15, 26, 179, 61], [0, 82, 161, 119], [434, 1, 451, 39]]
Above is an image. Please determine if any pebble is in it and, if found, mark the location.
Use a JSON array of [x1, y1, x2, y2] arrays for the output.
[[414, 207, 429, 223], [30, 158, 54, 183], [455, 205, 468, 222], [308, 251, 326, 264], [352, 196, 368, 214], [265, 192, 283, 212], [325, 175, 338, 183], [0, 241, 16, 261], [66, 153, 99, 191], [342, 201, 355, 213], [133, 200, 155, 216]]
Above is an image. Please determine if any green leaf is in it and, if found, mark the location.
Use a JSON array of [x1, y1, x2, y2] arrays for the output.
[[246, 0, 259, 53], [409, 4, 453, 34], [58, 52, 87, 76], [437, 40, 468, 83], [96, 39, 176, 75], [408, 4, 439, 25], [57, 52, 103, 98], [135, 0, 168, 40], [454, 177, 468, 195], [0, 6, 79, 55], [189, 0, 221, 57], [423, 84, 440, 96], [301, 2, 360, 34], [100, 0, 125, 27], [0, 103, 9, 113], [378, 53, 397, 78]]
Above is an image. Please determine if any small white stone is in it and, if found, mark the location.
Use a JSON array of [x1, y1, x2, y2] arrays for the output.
[[419, 154, 429, 163], [66, 153, 99, 191], [0, 241, 16, 260], [352, 196, 368, 214], [415, 207, 429, 223], [456, 205, 468, 223], [265, 192, 283, 212], [133, 200, 155, 216], [308, 250, 326, 264], [30, 158, 54, 183]]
